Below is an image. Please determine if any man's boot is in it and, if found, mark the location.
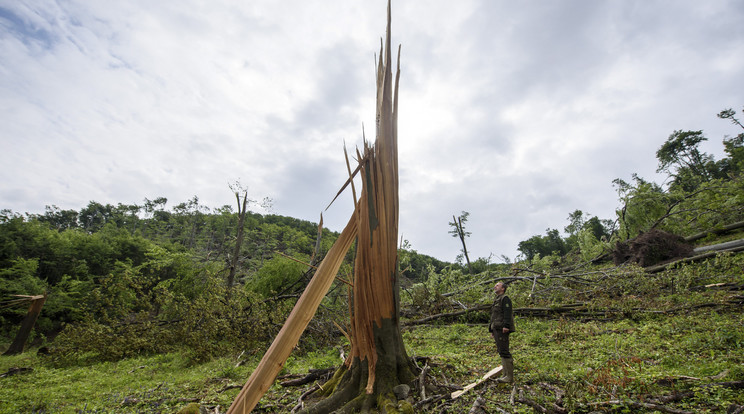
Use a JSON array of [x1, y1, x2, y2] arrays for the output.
[[496, 358, 514, 383]]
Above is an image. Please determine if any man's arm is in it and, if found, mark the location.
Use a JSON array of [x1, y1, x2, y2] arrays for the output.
[[502, 296, 513, 333]]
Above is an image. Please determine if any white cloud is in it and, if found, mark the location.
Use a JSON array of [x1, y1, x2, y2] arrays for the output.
[[2, 0, 743, 262]]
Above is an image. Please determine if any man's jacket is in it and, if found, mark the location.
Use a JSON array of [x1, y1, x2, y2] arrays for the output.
[[489, 294, 515, 332]]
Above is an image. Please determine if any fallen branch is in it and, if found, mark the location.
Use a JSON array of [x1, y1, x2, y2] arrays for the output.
[[412, 394, 448, 409], [539, 382, 564, 407], [218, 384, 243, 393], [419, 363, 430, 400], [405, 304, 490, 326], [514, 384, 569, 414], [451, 366, 503, 399], [291, 384, 320, 413], [515, 386, 554, 413], [0, 367, 33, 377], [648, 381, 744, 404], [469, 396, 487, 414], [692, 238, 744, 253], [586, 399, 693, 414], [279, 368, 334, 387]]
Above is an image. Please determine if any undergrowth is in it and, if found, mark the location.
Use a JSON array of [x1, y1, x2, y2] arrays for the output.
[[1, 254, 743, 413]]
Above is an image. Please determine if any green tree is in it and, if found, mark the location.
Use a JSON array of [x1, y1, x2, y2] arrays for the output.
[[563, 210, 611, 252], [613, 175, 669, 240], [36, 205, 79, 230], [517, 228, 567, 261], [656, 130, 723, 191], [717, 107, 744, 176], [246, 255, 307, 298]]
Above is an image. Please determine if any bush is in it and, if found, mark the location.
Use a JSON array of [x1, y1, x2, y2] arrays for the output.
[[246, 255, 308, 297]]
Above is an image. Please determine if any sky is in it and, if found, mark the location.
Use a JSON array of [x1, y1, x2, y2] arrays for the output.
[[2, 1, 743, 262]]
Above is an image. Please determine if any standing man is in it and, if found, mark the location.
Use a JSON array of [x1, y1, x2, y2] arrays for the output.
[[489, 281, 515, 383]]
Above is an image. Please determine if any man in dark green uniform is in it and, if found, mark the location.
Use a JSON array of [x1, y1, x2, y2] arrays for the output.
[[489, 281, 515, 383]]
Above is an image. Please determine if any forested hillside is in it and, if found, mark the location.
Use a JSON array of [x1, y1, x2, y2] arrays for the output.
[[0, 195, 449, 359], [1, 107, 743, 413]]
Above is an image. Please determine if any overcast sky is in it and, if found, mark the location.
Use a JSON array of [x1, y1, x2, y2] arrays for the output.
[[2, 1, 743, 262]]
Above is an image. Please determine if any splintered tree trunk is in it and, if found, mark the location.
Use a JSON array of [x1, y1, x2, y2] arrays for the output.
[[300, 2, 416, 413], [453, 215, 473, 274], [225, 2, 413, 413], [3, 294, 46, 356], [227, 191, 249, 300]]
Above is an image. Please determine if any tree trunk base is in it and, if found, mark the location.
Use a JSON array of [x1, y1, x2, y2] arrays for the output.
[[298, 319, 416, 414]]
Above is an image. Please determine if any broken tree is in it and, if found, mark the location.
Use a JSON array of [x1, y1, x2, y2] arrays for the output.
[[2, 293, 47, 356], [226, 2, 415, 413], [300, 4, 416, 411]]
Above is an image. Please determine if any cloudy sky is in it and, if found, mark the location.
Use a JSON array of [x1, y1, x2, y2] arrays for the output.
[[2, 1, 743, 262]]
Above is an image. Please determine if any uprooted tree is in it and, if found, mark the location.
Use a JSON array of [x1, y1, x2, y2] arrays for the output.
[[227, 2, 416, 413]]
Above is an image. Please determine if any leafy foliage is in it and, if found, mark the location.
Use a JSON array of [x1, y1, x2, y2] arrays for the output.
[[517, 228, 568, 261]]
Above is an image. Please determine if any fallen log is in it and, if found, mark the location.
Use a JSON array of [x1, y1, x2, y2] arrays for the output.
[[404, 304, 490, 326], [693, 238, 744, 253], [645, 244, 744, 273], [684, 220, 744, 242]]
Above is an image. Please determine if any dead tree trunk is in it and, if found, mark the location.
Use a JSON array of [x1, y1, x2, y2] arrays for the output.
[[227, 191, 249, 299], [299, 3, 416, 412], [452, 214, 473, 274], [225, 3, 414, 413], [3, 293, 46, 356]]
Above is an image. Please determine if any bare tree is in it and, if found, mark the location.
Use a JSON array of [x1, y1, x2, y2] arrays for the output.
[[449, 211, 473, 274]]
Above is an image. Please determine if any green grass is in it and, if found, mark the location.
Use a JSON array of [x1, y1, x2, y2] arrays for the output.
[[2, 309, 742, 413], [2, 256, 743, 413]]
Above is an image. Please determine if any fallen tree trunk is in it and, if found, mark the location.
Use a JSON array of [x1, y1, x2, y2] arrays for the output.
[[692, 238, 744, 253], [404, 304, 489, 326], [645, 242, 744, 273], [684, 220, 744, 242], [404, 298, 742, 326], [3, 293, 46, 356]]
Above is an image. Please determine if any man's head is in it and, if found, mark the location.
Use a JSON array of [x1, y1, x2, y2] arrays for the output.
[[494, 282, 506, 295]]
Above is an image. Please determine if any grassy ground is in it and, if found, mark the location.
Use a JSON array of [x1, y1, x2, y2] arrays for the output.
[[2, 258, 744, 413], [1, 310, 742, 413]]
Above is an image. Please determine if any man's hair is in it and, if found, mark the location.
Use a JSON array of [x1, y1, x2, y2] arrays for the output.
[[496, 282, 508, 292]]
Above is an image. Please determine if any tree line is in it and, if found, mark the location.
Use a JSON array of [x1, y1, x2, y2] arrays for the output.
[[516, 106, 744, 262], [0, 192, 447, 361]]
